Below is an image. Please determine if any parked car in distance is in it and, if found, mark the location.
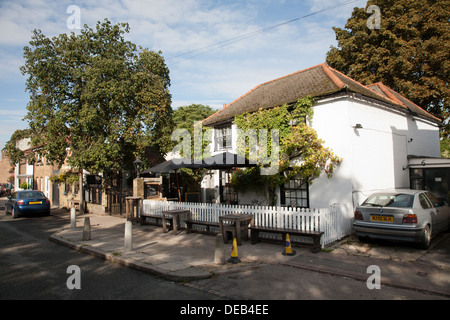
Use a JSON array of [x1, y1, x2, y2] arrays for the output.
[[354, 189, 450, 249], [0, 183, 12, 197], [5, 190, 51, 218]]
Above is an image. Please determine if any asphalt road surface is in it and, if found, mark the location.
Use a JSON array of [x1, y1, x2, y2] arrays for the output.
[[0, 203, 215, 300], [1, 200, 448, 305]]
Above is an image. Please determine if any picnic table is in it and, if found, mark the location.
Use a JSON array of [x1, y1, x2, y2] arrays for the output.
[[219, 213, 253, 246], [162, 209, 191, 235]]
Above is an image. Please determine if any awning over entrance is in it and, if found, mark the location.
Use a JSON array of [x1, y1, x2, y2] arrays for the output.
[[408, 157, 450, 168]]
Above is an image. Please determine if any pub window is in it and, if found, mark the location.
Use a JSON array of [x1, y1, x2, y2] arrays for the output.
[[215, 125, 232, 151], [280, 177, 309, 208], [219, 170, 238, 204]]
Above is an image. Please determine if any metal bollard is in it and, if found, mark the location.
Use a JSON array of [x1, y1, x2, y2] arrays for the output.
[[70, 207, 76, 228], [124, 221, 133, 253], [82, 217, 91, 241], [214, 233, 225, 265]]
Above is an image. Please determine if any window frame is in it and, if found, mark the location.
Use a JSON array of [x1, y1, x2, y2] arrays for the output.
[[280, 177, 309, 208], [214, 125, 232, 151]]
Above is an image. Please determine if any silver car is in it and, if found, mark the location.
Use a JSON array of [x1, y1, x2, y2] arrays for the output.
[[354, 190, 450, 249]]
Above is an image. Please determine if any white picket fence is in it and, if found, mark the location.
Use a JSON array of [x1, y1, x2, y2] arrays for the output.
[[141, 200, 351, 248]]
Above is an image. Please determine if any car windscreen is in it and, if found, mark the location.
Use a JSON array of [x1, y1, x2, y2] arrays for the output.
[[361, 193, 414, 208], [20, 191, 46, 199]]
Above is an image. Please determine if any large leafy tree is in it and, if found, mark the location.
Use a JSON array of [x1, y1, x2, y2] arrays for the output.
[[19, 19, 173, 174], [172, 104, 217, 191], [326, 0, 449, 134], [173, 104, 216, 131]]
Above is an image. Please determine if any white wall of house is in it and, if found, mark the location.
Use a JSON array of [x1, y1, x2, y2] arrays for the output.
[[309, 95, 440, 215], [202, 94, 440, 212]]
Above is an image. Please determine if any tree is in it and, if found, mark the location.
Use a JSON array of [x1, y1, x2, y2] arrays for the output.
[[19, 19, 173, 174], [173, 104, 216, 131], [172, 104, 217, 191], [326, 0, 449, 134], [3, 129, 31, 165]]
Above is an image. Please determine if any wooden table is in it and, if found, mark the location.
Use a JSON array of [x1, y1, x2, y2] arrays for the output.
[[219, 213, 254, 246], [162, 209, 191, 234], [125, 197, 142, 222]]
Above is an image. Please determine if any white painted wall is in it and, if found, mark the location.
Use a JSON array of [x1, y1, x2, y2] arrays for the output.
[[204, 94, 441, 213], [309, 95, 440, 214]]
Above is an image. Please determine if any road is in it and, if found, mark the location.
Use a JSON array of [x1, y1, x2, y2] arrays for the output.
[[1, 199, 448, 304], [0, 203, 215, 300]]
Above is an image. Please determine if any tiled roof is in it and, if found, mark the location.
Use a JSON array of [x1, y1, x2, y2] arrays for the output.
[[366, 82, 440, 123], [202, 63, 441, 126]]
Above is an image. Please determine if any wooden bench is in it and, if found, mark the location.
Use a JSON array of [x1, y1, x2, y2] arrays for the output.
[[140, 213, 165, 226], [185, 219, 220, 234], [250, 226, 324, 253]]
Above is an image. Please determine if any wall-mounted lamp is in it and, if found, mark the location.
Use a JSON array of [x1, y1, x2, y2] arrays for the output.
[[353, 123, 363, 129]]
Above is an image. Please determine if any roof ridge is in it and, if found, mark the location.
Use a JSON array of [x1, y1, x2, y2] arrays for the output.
[[326, 66, 406, 107], [320, 63, 345, 88], [369, 82, 441, 122], [202, 63, 330, 124], [368, 82, 404, 106]]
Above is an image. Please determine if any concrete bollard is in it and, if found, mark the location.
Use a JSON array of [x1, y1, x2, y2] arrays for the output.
[[124, 221, 133, 253], [70, 207, 76, 228], [214, 233, 225, 265], [82, 217, 91, 241]]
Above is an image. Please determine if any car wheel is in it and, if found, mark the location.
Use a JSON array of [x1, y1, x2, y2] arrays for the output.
[[419, 225, 431, 249]]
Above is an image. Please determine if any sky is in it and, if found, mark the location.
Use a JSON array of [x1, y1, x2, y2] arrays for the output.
[[0, 0, 368, 155]]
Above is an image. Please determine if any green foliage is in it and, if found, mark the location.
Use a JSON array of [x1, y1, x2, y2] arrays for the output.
[[234, 97, 341, 181], [326, 0, 449, 134], [2, 129, 31, 165], [20, 183, 29, 189], [230, 167, 265, 193], [49, 170, 79, 185], [233, 97, 342, 204], [172, 104, 217, 191], [173, 104, 217, 131], [441, 138, 450, 158], [20, 19, 173, 174]]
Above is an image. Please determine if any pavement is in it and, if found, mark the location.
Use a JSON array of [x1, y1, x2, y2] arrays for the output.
[[48, 210, 450, 298]]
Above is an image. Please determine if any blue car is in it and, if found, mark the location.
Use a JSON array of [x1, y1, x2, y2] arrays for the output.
[[5, 190, 51, 218]]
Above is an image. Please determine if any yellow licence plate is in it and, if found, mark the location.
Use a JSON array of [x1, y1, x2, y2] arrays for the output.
[[371, 215, 393, 222], [29, 201, 41, 204]]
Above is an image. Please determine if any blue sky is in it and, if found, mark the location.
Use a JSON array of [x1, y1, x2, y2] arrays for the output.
[[0, 0, 367, 154]]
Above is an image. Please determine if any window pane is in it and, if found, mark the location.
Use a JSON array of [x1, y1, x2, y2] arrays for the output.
[[282, 177, 308, 208]]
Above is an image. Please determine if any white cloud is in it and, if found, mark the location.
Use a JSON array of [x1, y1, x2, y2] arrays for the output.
[[0, 0, 366, 147]]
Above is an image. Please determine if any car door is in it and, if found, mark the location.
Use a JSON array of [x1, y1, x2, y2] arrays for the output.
[[425, 192, 448, 233]]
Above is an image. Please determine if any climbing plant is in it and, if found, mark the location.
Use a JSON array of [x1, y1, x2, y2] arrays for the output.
[[232, 97, 342, 204]]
